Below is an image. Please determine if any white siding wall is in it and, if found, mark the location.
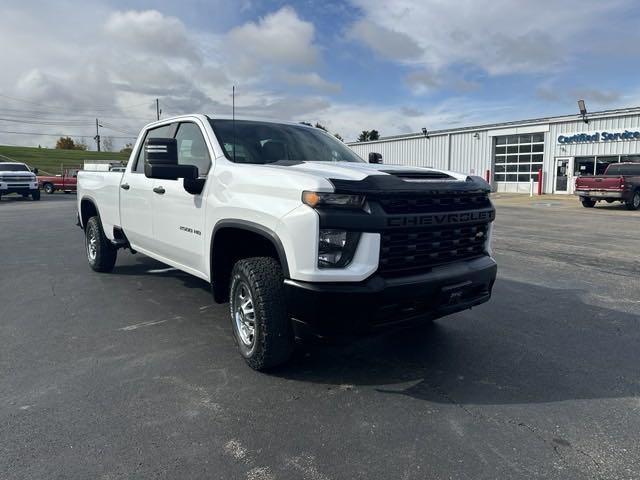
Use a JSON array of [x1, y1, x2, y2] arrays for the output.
[[449, 131, 492, 177], [348, 135, 449, 169]]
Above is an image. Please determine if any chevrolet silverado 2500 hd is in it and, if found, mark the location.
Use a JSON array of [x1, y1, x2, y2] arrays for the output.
[[0, 162, 40, 200], [77, 115, 497, 370]]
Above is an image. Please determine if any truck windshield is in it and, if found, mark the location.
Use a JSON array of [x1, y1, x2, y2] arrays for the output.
[[209, 119, 365, 164], [0, 163, 30, 172]]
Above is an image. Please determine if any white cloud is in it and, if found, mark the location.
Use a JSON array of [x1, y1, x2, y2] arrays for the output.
[[348, 19, 422, 61], [0, 4, 335, 149], [347, 0, 630, 82], [226, 7, 319, 66], [104, 10, 201, 61], [281, 72, 341, 93]]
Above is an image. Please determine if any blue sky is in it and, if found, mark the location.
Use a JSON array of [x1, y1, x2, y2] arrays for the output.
[[2, 0, 640, 147]]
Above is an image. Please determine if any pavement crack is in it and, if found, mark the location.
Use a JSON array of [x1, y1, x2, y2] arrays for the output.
[[419, 380, 605, 477]]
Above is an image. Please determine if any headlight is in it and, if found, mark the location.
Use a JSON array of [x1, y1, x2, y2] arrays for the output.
[[318, 229, 361, 268], [302, 191, 365, 209]]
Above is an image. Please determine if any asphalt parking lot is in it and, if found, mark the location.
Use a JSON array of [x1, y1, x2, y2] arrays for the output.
[[1, 194, 639, 480]]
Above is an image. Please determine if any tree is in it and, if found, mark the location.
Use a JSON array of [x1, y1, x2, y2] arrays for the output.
[[314, 122, 328, 132], [55, 136, 76, 149], [334, 133, 344, 142], [357, 130, 380, 142], [120, 143, 133, 155], [73, 139, 88, 151], [102, 136, 114, 152], [357, 131, 370, 142], [299, 121, 313, 127]]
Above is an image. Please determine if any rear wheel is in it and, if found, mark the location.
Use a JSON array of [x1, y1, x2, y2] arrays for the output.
[[625, 191, 640, 210], [85, 216, 117, 272], [581, 198, 596, 208], [44, 183, 54, 194], [229, 257, 293, 370]]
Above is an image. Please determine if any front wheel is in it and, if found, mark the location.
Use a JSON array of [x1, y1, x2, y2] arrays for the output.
[[581, 198, 596, 208], [85, 216, 117, 272], [229, 257, 294, 371], [44, 183, 54, 194], [625, 191, 640, 211], [31, 190, 40, 201]]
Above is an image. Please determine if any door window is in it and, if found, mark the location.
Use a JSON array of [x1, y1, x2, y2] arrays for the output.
[[175, 123, 211, 176], [133, 124, 174, 173]]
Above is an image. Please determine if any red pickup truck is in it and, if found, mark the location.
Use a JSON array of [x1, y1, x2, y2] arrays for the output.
[[38, 168, 79, 194], [575, 163, 640, 210]]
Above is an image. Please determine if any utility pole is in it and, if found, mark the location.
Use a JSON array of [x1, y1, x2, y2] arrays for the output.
[[94, 118, 101, 152], [156, 98, 161, 120]]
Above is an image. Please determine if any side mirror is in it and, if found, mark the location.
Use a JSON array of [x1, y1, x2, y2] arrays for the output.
[[369, 152, 383, 164], [144, 137, 197, 181], [33, 168, 39, 175]]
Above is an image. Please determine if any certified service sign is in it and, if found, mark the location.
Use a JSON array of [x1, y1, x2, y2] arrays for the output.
[[558, 130, 640, 144]]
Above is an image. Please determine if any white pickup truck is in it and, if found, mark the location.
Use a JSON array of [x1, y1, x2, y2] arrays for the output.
[[0, 162, 40, 200], [77, 115, 497, 370]]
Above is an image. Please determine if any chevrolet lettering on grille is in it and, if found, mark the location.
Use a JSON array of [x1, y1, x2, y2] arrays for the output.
[[386, 209, 495, 228]]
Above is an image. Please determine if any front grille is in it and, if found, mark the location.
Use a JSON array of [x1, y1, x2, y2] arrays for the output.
[[7, 184, 29, 188], [379, 223, 489, 277], [1, 176, 33, 182], [378, 192, 490, 214]]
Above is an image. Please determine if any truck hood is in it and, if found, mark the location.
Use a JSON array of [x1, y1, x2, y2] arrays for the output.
[[261, 161, 469, 183]]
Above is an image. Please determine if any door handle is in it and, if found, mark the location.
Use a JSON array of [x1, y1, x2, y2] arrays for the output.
[[120, 183, 130, 190], [153, 186, 165, 194]]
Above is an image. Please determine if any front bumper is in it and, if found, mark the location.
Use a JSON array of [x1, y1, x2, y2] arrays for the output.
[[0, 182, 39, 195], [285, 255, 497, 336]]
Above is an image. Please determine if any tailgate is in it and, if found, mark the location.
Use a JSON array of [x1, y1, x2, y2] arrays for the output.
[[575, 176, 622, 190]]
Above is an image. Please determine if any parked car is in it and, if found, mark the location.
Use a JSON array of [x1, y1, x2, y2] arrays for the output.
[[77, 115, 497, 370], [575, 162, 640, 209], [0, 162, 40, 200], [38, 168, 79, 194]]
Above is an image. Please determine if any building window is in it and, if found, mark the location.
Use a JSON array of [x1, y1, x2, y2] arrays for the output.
[[493, 133, 544, 182]]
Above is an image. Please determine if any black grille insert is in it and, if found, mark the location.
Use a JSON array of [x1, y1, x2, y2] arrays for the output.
[[378, 192, 490, 214], [379, 223, 489, 277]]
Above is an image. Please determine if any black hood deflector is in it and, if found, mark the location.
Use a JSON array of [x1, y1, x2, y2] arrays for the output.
[[329, 174, 491, 196]]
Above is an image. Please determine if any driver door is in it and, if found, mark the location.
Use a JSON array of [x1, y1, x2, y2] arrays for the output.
[[151, 121, 211, 275]]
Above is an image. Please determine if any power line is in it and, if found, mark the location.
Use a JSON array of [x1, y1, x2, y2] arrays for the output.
[[0, 93, 153, 112], [0, 129, 136, 139], [0, 107, 153, 122]]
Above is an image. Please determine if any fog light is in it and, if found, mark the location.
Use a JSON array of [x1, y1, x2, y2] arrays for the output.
[[318, 229, 361, 268]]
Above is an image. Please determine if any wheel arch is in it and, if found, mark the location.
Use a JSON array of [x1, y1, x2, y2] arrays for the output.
[[79, 196, 102, 230], [210, 220, 290, 303]]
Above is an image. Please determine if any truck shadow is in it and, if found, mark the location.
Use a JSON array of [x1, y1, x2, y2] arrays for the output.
[[274, 277, 640, 406]]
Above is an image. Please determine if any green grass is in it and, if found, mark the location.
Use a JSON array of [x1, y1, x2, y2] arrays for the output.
[[0, 145, 129, 175]]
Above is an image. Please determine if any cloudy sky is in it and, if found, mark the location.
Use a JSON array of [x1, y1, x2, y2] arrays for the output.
[[2, 0, 640, 149]]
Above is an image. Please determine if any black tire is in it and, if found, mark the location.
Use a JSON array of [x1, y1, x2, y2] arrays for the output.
[[581, 198, 596, 208], [625, 191, 640, 211], [44, 183, 55, 194], [85, 216, 117, 272], [31, 190, 40, 201], [229, 257, 293, 370]]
